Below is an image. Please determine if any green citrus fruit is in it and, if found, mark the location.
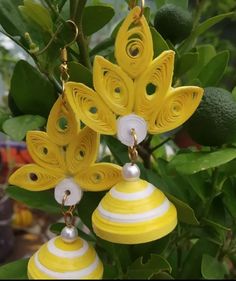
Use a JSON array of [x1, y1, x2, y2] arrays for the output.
[[154, 4, 193, 44], [185, 87, 236, 146]]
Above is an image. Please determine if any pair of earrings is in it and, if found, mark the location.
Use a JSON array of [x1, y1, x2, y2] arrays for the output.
[[9, 3, 203, 280]]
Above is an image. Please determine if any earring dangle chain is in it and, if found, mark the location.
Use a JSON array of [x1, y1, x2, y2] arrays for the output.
[[61, 190, 76, 227], [128, 128, 138, 165]]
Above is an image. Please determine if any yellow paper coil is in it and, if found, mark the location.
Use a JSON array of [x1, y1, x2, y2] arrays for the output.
[[92, 179, 177, 244], [28, 235, 103, 279], [64, 6, 203, 138], [9, 103, 121, 191]]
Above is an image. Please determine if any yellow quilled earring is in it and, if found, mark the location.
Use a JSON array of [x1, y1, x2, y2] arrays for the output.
[[8, 22, 122, 279], [63, 3, 204, 244], [27, 198, 104, 279], [64, 6, 203, 146], [92, 129, 177, 244]]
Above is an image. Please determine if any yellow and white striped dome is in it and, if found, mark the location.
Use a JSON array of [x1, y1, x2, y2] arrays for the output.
[[92, 179, 177, 244], [27, 235, 103, 279]]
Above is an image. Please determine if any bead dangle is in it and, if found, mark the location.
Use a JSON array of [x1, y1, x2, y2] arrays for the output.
[[27, 190, 103, 279], [92, 128, 177, 244], [61, 1, 203, 244], [8, 20, 122, 279]]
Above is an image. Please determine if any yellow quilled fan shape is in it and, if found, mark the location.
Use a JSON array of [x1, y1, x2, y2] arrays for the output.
[[64, 6, 203, 140], [9, 95, 122, 193]]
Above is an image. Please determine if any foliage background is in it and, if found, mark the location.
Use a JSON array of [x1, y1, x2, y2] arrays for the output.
[[0, 0, 236, 279]]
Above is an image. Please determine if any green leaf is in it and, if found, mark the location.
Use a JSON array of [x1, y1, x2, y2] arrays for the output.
[[103, 264, 119, 280], [186, 44, 216, 80], [0, 0, 27, 36], [10, 60, 57, 118], [196, 44, 216, 64], [183, 174, 207, 202], [151, 272, 174, 279], [165, 0, 188, 9], [197, 51, 229, 87], [77, 191, 105, 230], [154, 0, 166, 9], [82, 5, 115, 36], [125, 254, 171, 279], [191, 225, 224, 246], [49, 222, 65, 235], [222, 179, 236, 218], [145, 163, 200, 222], [201, 254, 226, 279], [150, 27, 169, 58], [143, 7, 151, 22], [179, 12, 234, 53], [111, 19, 124, 39], [2, 115, 46, 141], [219, 158, 236, 176], [97, 240, 132, 273], [232, 86, 236, 101], [197, 12, 234, 36], [156, 158, 196, 203], [132, 236, 170, 261], [0, 108, 10, 131], [202, 218, 230, 231], [19, 0, 53, 34], [180, 239, 218, 279], [68, 62, 93, 88], [175, 52, 198, 77], [104, 135, 129, 165], [208, 196, 229, 227], [0, 258, 29, 279], [8, 93, 24, 116], [169, 148, 236, 175], [89, 37, 115, 57], [166, 193, 199, 225], [155, 0, 188, 9], [6, 185, 60, 214]]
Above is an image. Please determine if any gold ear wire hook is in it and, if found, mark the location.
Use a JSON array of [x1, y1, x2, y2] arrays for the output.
[[58, 20, 78, 91], [129, 0, 145, 18], [35, 20, 78, 56], [63, 20, 79, 49]]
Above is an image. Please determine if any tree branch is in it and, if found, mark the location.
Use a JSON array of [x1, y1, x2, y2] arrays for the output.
[[70, 0, 91, 69]]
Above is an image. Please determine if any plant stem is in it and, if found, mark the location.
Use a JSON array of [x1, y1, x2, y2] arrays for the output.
[[112, 244, 123, 279], [70, 0, 91, 69], [137, 144, 151, 169], [44, 0, 59, 20], [203, 167, 227, 218], [137, 135, 153, 169], [192, 0, 208, 28], [150, 137, 172, 152]]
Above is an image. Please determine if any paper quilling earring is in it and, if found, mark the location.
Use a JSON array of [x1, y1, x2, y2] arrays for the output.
[[27, 200, 103, 279], [63, 3, 204, 244], [8, 22, 122, 279], [92, 130, 177, 244]]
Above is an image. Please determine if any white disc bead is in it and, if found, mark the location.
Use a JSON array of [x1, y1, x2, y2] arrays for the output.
[[117, 113, 147, 146], [122, 163, 140, 181], [54, 178, 83, 206]]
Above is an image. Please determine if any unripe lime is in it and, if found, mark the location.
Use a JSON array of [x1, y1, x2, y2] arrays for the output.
[[185, 87, 236, 146], [154, 4, 193, 44]]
